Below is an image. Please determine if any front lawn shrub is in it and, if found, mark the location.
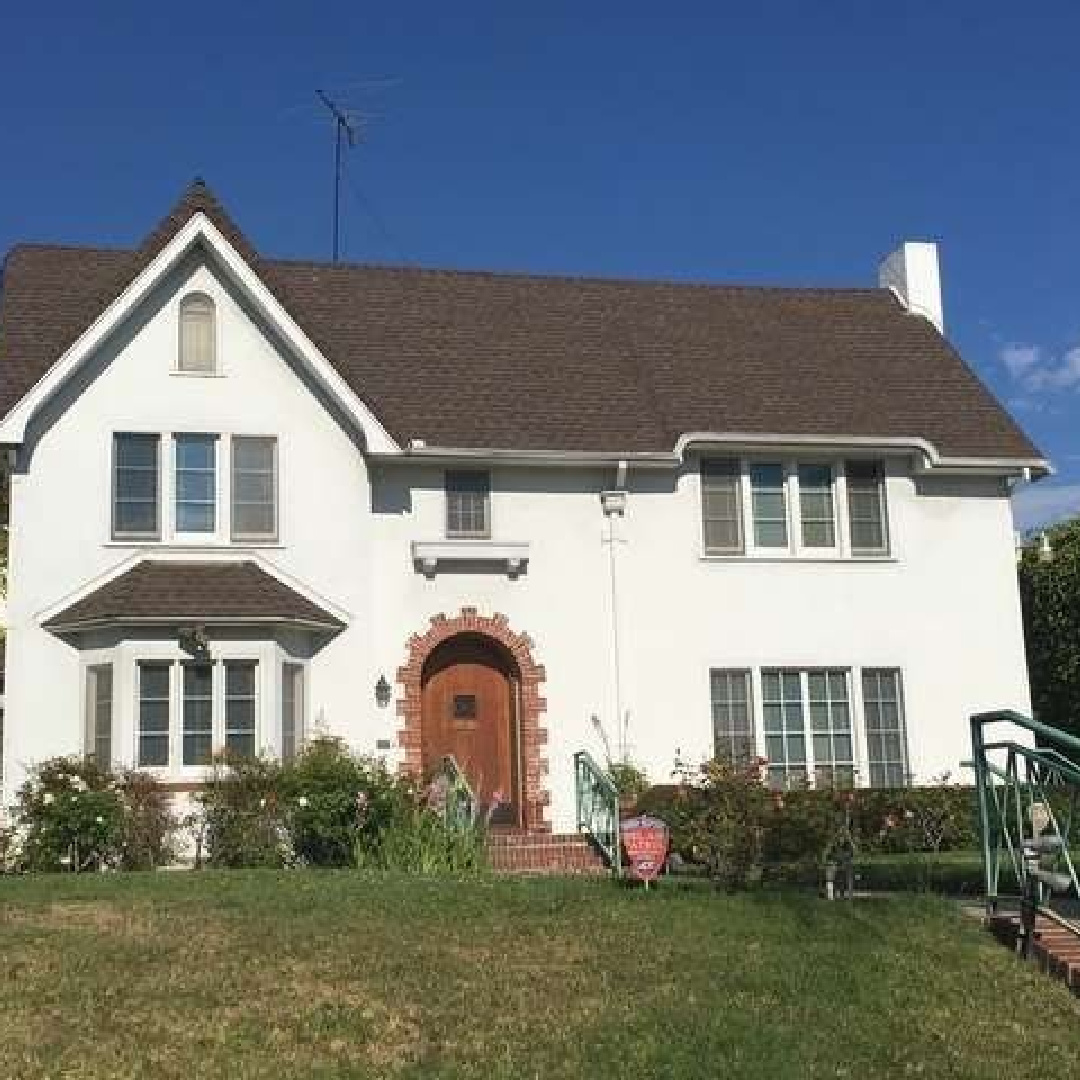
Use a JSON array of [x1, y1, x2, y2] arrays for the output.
[[15, 756, 127, 871], [196, 753, 289, 869], [117, 770, 178, 869]]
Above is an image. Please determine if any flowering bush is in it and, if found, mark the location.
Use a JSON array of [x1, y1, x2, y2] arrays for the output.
[[15, 757, 127, 871]]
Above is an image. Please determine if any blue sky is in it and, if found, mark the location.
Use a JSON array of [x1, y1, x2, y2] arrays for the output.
[[2, 2, 1078, 527]]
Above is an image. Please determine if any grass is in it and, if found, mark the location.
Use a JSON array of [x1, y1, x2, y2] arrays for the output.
[[3, 871, 1080, 1078]]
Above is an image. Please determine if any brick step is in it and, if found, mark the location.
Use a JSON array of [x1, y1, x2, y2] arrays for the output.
[[987, 913, 1080, 994], [486, 831, 609, 875]]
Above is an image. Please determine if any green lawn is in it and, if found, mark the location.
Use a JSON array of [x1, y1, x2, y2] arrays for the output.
[[2, 872, 1079, 1079]]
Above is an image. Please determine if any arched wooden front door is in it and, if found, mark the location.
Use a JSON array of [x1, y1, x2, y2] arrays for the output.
[[421, 634, 520, 826]]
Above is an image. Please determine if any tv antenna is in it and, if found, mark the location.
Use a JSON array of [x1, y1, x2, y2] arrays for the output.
[[316, 90, 364, 262]]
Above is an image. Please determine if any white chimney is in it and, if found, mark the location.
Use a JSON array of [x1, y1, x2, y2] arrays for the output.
[[878, 241, 943, 334]]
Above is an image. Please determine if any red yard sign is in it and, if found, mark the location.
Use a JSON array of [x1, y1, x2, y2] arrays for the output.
[[620, 815, 669, 884]]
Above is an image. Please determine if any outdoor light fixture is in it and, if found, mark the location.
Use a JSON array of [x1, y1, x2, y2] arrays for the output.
[[178, 624, 210, 662], [375, 674, 392, 708]]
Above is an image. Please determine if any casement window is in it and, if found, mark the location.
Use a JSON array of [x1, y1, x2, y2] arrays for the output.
[[178, 293, 217, 374], [807, 671, 854, 788], [862, 669, 909, 787], [446, 470, 491, 539], [281, 663, 305, 762], [761, 670, 808, 788], [113, 434, 160, 539], [699, 458, 890, 558], [138, 662, 172, 767], [182, 664, 214, 766], [749, 464, 788, 548], [846, 462, 889, 555], [797, 465, 836, 548], [224, 661, 258, 757], [710, 669, 755, 763], [231, 437, 278, 541], [761, 668, 855, 790], [84, 664, 113, 766], [701, 460, 744, 555], [174, 435, 217, 535]]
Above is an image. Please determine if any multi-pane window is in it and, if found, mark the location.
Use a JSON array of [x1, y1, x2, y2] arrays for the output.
[[446, 470, 491, 538], [175, 435, 217, 534], [225, 661, 257, 757], [113, 434, 160, 538], [808, 671, 854, 787], [182, 664, 214, 766], [701, 460, 744, 555], [749, 464, 788, 548], [798, 465, 836, 548], [281, 663, 305, 762], [85, 664, 113, 766], [846, 462, 889, 554], [178, 293, 216, 374], [761, 670, 807, 788], [862, 669, 909, 787], [231, 437, 278, 541], [710, 669, 755, 763], [138, 662, 171, 767]]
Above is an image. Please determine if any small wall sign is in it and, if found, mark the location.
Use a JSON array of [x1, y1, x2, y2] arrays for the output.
[[621, 815, 669, 885]]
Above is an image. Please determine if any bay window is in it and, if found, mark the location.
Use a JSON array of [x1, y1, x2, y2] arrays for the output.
[[281, 663, 305, 761], [85, 664, 114, 766], [137, 662, 171, 767], [225, 661, 257, 757], [182, 664, 214, 766]]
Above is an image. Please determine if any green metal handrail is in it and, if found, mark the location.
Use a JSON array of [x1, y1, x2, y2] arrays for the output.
[[574, 750, 621, 875], [970, 711, 1080, 946], [440, 754, 477, 831]]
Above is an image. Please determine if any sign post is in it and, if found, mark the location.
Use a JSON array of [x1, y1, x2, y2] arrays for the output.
[[620, 815, 669, 888]]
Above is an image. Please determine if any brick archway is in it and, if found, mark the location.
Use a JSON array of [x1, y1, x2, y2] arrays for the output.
[[396, 608, 549, 831]]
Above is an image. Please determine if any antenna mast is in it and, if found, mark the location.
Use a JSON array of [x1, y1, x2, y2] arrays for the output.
[[316, 90, 361, 262]]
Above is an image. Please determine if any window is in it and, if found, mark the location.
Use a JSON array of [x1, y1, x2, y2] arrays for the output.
[[761, 670, 807, 788], [749, 464, 788, 548], [113, 434, 160, 539], [446, 471, 490, 538], [281, 663, 305, 761], [174, 435, 217, 534], [182, 664, 214, 766], [85, 665, 113, 766], [710, 669, 755, 763], [846, 462, 889, 554], [178, 293, 216, 374], [701, 460, 744, 555], [863, 669, 909, 786], [231, 437, 277, 541], [807, 671, 854, 787], [138, 662, 171, 767], [798, 465, 836, 548], [225, 661, 257, 757]]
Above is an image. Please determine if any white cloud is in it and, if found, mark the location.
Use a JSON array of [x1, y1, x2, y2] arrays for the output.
[[1013, 482, 1080, 529], [1001, 342, 1080, 392]]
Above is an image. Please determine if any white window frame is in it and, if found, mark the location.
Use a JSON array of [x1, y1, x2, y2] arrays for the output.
[[176, 292, 218, 376], [231, 435, 279, 544], [445, 470, 492, 539], [861, 667, 910, 787], [131, 652, 263, 775], [112, 432, 162, 541], [171, 433, 221, 543], [699, 457, 889, 561], [709, 668, 756, 763], [281, 661, 307, 762], [84, 662, 114, 768], [845, 460, 891, 557]]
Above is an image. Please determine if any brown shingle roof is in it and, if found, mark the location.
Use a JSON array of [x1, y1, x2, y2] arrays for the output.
[[0, 180, 1042, 462], [42, 561, 345, 632]]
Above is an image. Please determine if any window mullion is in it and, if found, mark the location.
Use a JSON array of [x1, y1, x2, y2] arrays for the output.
[[787, 464, 800, 557]]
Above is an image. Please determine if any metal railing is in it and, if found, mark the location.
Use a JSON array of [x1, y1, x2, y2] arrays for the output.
[[574, 750, 621, 875], [970, 710, 1080, 949], [440, 755, 477, 831]]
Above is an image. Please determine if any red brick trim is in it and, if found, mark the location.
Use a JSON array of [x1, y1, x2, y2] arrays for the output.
[[396, 608, 550, 832]]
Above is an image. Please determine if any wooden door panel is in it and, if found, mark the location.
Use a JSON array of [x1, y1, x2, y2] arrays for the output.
[[421, 640, 517, 822]]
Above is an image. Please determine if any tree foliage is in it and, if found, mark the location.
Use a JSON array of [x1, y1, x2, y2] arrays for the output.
[[1017, 516, 1080, 738]]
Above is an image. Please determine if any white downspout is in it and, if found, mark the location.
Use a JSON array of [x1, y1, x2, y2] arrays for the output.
[[601, 462, 629, 760]]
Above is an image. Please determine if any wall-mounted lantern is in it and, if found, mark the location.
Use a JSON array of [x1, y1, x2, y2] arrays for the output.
[[375, 674, 392, 708]]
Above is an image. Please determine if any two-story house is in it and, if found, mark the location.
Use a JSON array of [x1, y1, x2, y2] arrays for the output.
[[0, 180, 1047, 834]]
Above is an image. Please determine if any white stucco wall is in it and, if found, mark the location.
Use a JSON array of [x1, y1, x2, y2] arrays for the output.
[[0, 250, 1033, 832]]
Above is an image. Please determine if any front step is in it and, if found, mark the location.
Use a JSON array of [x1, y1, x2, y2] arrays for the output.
[[988, 913, 1080, 994], [486, 831, 609, 875]]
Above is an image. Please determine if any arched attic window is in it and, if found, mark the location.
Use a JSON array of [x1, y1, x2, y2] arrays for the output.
[[178, 293, 217, 374]]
